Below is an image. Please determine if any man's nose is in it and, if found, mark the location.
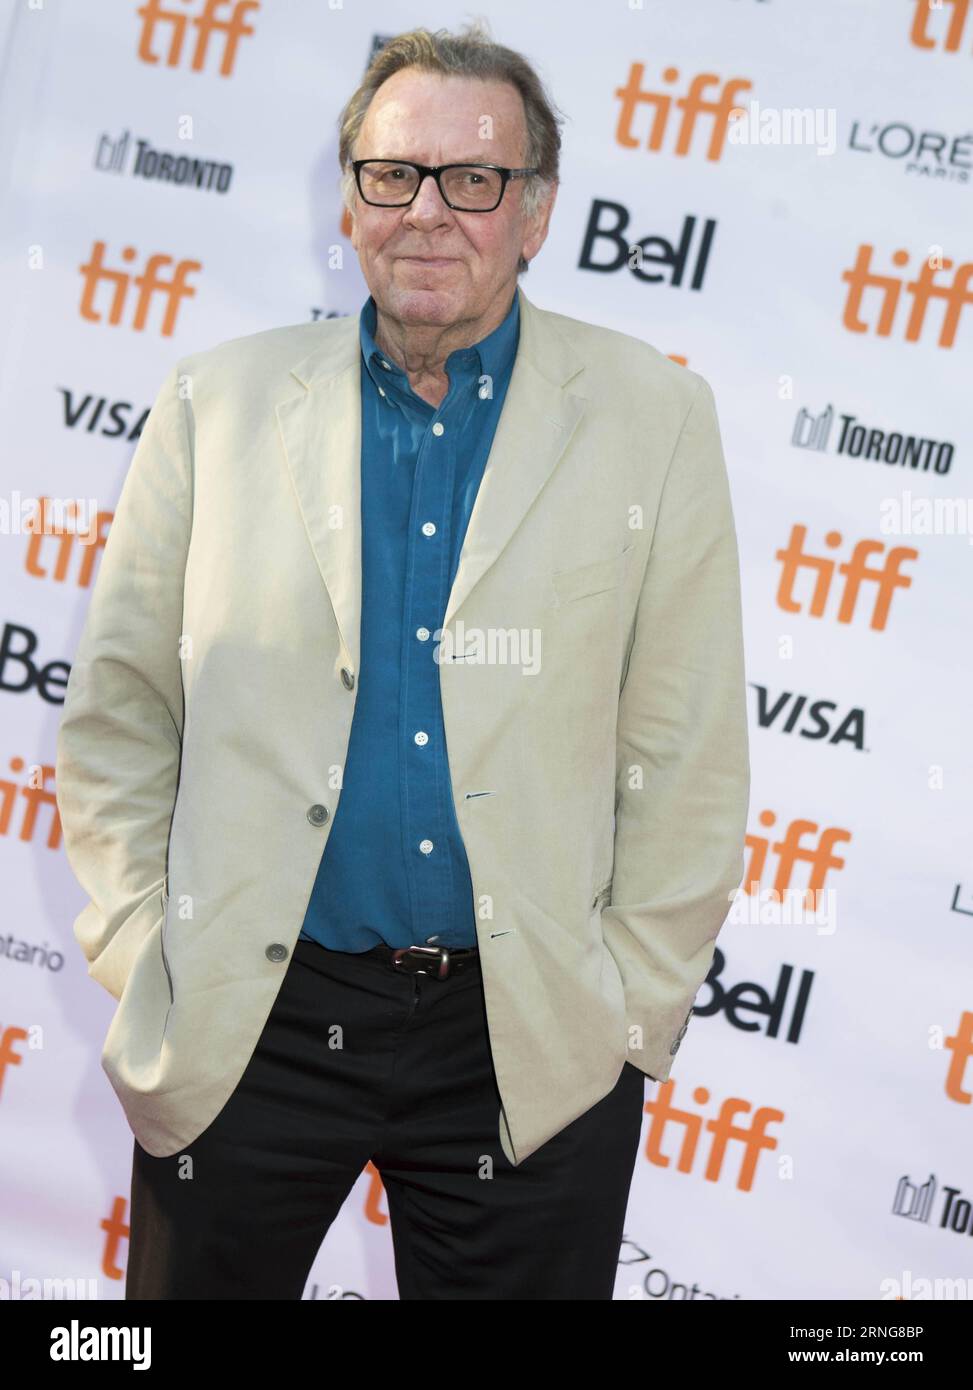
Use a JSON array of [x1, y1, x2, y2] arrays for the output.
[[405, 174, 453, 220]]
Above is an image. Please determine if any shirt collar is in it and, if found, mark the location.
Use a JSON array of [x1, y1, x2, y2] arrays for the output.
[[359, 288, 520, 404]]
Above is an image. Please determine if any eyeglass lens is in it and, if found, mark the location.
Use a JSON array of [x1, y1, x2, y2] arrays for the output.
[[359, 162, 504, 209]]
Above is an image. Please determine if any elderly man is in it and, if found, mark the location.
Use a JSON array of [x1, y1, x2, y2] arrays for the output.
[[56, 25, 749, 1301]]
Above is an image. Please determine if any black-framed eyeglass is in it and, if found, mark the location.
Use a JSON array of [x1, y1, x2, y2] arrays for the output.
[[351, 159, 539, 212]]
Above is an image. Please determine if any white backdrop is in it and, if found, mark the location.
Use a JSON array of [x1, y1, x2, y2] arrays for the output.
[[1, 0, 972, 1301]]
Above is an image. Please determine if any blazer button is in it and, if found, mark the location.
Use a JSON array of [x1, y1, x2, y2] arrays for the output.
[[307, 804, 330, 826], [265, 943, 289, 963], [340, 668, 355, 690], [670, 1012, 693, 1055]]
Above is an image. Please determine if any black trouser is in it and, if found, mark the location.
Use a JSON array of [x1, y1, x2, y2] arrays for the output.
[[125, 937, 646, 1300]]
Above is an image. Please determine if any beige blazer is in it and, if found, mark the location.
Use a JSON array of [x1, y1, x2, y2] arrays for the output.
[[55, 285, 750, 1167]]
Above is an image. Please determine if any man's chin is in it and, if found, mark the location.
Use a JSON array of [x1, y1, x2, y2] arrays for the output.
[[383, 284, 464, 322]]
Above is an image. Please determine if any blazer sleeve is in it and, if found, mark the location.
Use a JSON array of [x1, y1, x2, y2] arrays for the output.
[[55, 361, 193, 1002], [602, 372, 750, 1081]]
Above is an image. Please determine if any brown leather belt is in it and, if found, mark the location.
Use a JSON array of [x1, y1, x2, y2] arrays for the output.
[[367, 942, 480, 980]]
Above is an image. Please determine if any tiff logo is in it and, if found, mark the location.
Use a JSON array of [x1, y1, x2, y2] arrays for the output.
[[137, 0, 259, 76], [910, 0, 973, 53], [638, 1080, 783, 1193], [841, 244, 973, 349], [0, 754, 62, 844], [21, 498, 113, 588], [943, 1009, 973, 1104], [744, 810, 851, 909], [615, 63, 753, 161], [79, 240, 201, 336], [775, 523, 918, 630]]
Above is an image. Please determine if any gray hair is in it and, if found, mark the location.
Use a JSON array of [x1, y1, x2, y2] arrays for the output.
[[337, 20, 564, 273]]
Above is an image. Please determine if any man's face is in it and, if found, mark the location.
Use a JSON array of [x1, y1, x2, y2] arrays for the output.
[[348, 67, 556, 329]]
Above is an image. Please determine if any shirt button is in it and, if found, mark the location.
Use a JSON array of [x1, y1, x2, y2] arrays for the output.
[[419, 839, 434, 855], [378, 386, 386, 397], [416, 627, 430, 641], [414, 731, 429, 746], [380, 360, 391, 370], [432, 422, 445, 436], [421, 522, 436, 536], [340, 667, 355, 690], [307, 804, 330, 826], [266, 943, 289, 963], [425, 935, 440, 944]]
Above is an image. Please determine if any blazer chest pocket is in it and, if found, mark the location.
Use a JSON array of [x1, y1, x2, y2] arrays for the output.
[[552, 545, 633, 606]]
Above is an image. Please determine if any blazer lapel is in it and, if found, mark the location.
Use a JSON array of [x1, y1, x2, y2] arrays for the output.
[[275, 286, 588, 667], [276, 319, 362, 671], [442, 287, 587, 629]]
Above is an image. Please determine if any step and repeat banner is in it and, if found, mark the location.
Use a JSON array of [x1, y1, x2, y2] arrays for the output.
[[1, 0, 971, 1301]]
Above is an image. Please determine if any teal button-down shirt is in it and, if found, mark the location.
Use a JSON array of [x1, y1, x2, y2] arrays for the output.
[[299, 288, 521, 951]]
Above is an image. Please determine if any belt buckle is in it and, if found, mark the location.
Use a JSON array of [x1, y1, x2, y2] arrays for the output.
[[391, 945, 451, 980]]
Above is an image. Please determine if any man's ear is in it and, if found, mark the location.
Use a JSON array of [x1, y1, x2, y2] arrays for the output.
[[343, 203, 358, 250], [523, 180, 558, 263]]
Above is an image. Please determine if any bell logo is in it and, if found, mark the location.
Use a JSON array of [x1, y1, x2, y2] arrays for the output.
[[136, 0, 260, 77], [614, 62, 753, 162], [79, 241, 202, 337], [910, 0, 972, 54], [841, 245, 973, 349], [775, 523, 918, 631]]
